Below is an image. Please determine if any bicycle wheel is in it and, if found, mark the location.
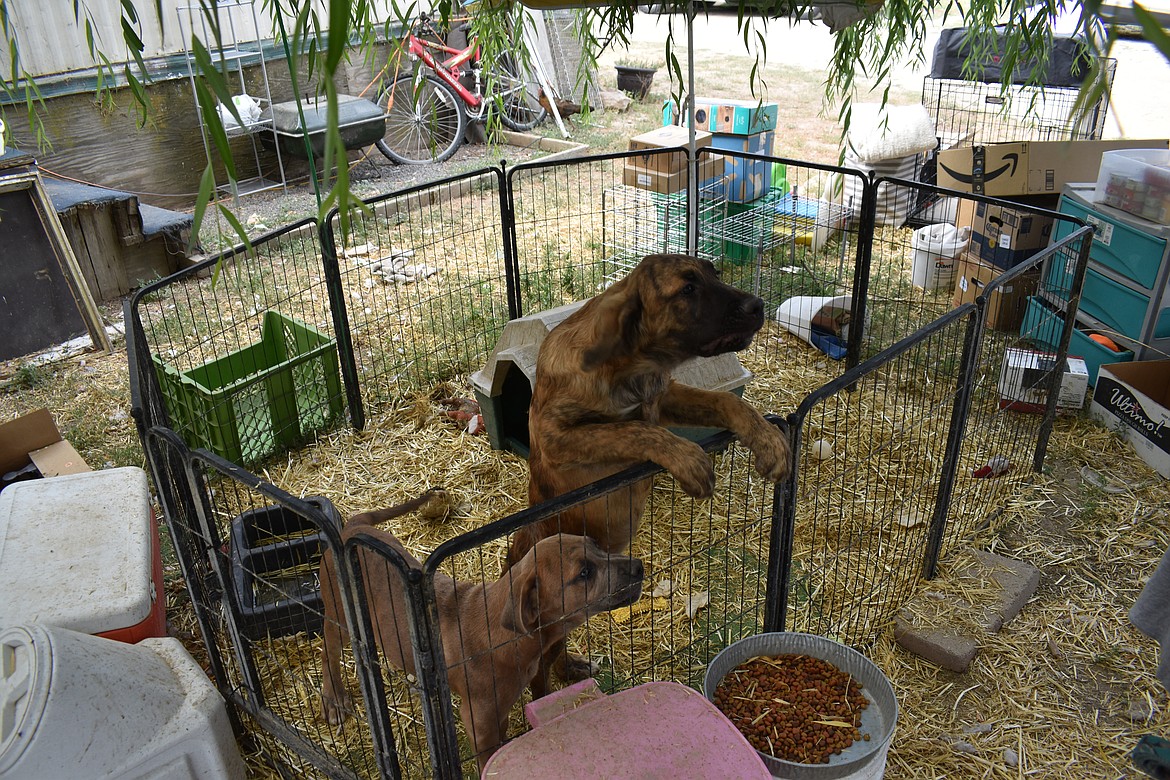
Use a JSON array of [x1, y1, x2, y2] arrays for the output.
[[376, 73, 467, 165], [491, 54, 547, 132]]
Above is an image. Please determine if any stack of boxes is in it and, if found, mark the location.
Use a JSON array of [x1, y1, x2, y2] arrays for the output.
[[622, 124, 722, 195], [690, 98, 779, 204], [621, 100, 781, 264], [943, 140, 1170, 331]]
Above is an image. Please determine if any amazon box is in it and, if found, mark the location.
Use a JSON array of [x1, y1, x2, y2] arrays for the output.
[[628, 125, 713, 175], [955, 197, 1056, 270], [937, 139, 1169, 197], [1090, 360, 1170, 478]]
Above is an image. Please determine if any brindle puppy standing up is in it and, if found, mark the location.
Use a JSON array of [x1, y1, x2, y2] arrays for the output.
[[506, 253, 793, 696]]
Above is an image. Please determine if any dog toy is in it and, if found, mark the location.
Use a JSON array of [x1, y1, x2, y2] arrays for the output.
[[438, 397, 485, 435], [972, 455, 1011, 478], [610, 596, 671, 624]]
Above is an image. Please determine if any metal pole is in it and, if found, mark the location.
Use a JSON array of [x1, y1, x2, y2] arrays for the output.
[[686, 1, 697, 256]]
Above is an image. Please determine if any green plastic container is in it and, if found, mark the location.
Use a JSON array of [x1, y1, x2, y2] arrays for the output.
[[152, 311, 344, 464], [1019, 295, 1134, 384]]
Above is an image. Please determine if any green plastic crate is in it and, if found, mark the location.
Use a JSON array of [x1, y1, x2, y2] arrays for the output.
[[152, 310, 344, 464]]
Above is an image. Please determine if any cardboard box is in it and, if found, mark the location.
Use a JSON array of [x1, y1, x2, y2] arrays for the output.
[[998, 347, 1089, 413], [956, 198, 1055, 270], [710, 131, 775, 203], [691, 98, 779, 135], [937, 138, 1170, 197], [952, 254, 1040, 330], [622, 156, 724, 195], [1090, 360, 1170, 478], [628, 125, 713, 175], [0, 409, 91, 490]]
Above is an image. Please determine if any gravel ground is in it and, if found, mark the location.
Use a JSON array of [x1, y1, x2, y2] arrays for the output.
[[197, 130, 558, 251]]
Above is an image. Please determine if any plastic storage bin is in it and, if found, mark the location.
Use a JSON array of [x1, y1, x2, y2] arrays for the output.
[[152, 309, 344, 464], [0, 623, 245, 779], [1019, 295, 1135, 384], [1072, 266, 1170, 342], [269, 94, 386, 158], [0, 467, 166, 643], [1095, 148, 1170, 225], [230, 497, 335, 640], [1053, 191, 1169, 289]]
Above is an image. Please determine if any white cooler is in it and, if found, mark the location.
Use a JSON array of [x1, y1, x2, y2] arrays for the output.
[[0, 466, 166, 642]]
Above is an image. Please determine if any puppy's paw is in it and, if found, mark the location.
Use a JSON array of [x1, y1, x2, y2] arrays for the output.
[[559, 652, 600, 683], [667, 441, 716, 498], [321, 689, 355, 727], [749, 424, 792, 482]]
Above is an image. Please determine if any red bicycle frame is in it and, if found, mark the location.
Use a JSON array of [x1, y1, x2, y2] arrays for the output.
[[404, 32, 482, 109]]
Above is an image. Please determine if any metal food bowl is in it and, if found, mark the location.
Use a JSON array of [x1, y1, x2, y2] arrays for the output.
[[703, 632, 898, 779]]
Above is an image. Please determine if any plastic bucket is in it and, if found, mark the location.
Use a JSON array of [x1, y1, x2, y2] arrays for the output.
[[0, 624, 245, 779], [704, 632, 898, 779], [911, 223, 970, 290]]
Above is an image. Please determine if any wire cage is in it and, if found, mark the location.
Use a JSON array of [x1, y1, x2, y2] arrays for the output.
[[906, 57, 1118, 227], [126, 147, 1097, 779], [922, 59, 1118, 148]]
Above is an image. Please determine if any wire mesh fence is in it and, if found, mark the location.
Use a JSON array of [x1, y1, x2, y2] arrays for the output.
[[125, 149, 1099, 779], [320, 169, 511, 418], [129, 219, 348, 465]]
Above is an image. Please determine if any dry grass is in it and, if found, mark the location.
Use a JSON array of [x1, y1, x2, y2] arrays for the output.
[[5, 220, 1170, 779]]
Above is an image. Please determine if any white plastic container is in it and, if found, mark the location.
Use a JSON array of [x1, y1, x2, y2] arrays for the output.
[[0, 466, 166, 642], [1094, 148, 1170, 224], [704, 632, 898, 780], [911, 223, 970, 290], [775, 295, 855, 354], [0, 623, 246, 779]]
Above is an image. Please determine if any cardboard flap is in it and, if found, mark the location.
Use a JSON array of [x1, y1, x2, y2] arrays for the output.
[[0, 409, 62, 474], [29, 440, 91, 477], [0, 408, 91, 477]]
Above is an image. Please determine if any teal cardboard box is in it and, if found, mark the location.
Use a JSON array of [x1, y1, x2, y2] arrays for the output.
[[692, 98, 778, 135], [709, 130, 775, 203]]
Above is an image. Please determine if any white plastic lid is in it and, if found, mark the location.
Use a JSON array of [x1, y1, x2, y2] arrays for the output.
[[0, 625, 51, 774], [0, 467, 154, 634]]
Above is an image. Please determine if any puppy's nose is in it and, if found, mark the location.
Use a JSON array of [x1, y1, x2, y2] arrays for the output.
[[740, 296, 764, 318]]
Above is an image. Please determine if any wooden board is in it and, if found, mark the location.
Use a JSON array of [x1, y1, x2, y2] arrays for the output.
[[0, 167, 111, 360]]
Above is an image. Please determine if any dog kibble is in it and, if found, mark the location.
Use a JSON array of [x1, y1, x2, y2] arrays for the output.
[[713, 653, 869, 765]]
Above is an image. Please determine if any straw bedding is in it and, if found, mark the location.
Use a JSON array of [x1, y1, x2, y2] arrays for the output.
[[221, 312, 1170, 779]]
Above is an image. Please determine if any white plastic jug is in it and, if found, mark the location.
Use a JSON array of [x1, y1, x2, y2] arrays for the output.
[[911, 223, 971, 291]]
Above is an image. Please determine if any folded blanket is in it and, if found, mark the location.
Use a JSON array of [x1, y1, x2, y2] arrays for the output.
[[846, 103, 938, 164], [1131, 545, 1170, 691]]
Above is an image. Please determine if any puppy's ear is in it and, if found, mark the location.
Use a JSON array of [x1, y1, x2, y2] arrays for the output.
[[501, 564, 541, 635], [582, 284, 642, 371]]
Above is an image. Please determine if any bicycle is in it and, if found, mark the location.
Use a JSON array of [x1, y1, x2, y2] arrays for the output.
[[376, 14, 548, 165]]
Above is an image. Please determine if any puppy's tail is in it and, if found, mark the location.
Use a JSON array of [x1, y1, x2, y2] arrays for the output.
[[347, 487, 448, 528]]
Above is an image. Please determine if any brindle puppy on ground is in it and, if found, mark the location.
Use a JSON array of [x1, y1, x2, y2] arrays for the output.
[[506, 253, 792, 696], [319, 490, 644, 771]]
